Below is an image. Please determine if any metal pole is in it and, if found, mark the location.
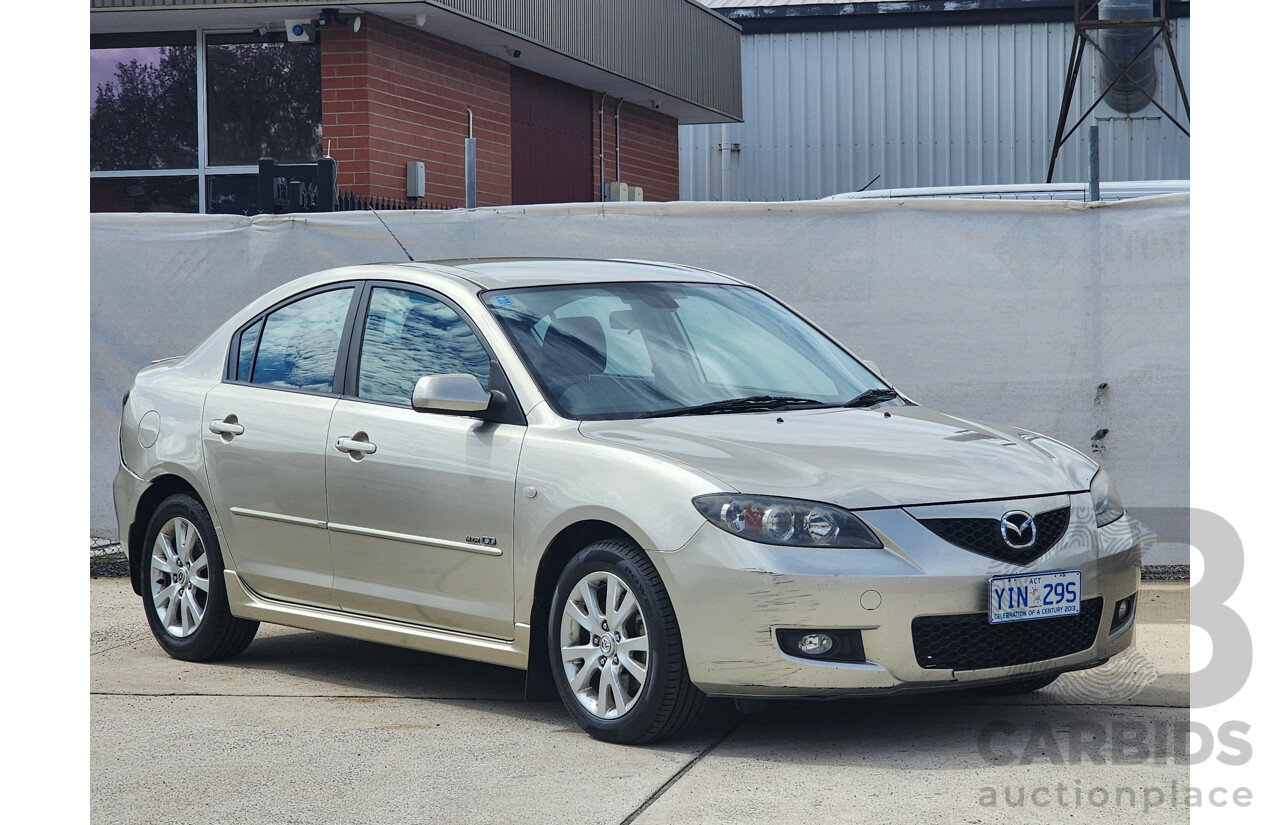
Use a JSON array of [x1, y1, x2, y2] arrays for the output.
[[1088, 124, 1100, 202], [464, 107, 477, 209], [1047, 31, 1085, 183]]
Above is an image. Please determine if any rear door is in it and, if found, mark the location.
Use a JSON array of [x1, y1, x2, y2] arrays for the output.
[[202, 284, 359, 608], [325, 284, 524, 639]]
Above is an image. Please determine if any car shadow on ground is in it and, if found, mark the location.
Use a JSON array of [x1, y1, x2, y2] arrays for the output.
[[209, 628, 1187, 766]]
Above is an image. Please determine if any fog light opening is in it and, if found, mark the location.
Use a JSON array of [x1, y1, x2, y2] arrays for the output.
[[1110, 592, 1137, 632], [797, 633, 834, 656], [776, 628, 867, 663]]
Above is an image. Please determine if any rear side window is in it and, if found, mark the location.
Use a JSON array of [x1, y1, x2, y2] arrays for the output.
[[248, 288, 354, 393]]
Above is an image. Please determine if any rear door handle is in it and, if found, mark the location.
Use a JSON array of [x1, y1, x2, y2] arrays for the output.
[[335, 436, 377, 455], [209, 418, 244, 436]]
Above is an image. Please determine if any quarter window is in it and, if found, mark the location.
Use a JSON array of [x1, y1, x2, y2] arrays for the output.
[[357, 288, 491, 406], [249, 288, 354, 393], [235, 318, 263, 381]]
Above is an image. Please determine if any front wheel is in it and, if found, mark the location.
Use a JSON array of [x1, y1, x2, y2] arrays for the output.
[[549, 539, 705, 744], [141, 493, 258, 661]]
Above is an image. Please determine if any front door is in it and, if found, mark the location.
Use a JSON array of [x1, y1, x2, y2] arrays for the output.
[[325, 285, 523, 639]]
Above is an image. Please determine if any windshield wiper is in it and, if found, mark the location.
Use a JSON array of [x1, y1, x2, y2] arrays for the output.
[[844, 388, 901, 408], [638, 395, 828, 419]]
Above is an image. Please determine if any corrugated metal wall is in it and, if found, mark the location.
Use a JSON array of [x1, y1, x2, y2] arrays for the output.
[[680, 18, 1189, 200], [436, 0, 743, 121]]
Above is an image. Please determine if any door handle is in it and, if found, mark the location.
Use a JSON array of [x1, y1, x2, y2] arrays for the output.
[[209, 418, 245, 436], [335, 436, 377, 455]]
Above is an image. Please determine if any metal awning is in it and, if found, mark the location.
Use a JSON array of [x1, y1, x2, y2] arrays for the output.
[[90, 0, 743, 123]]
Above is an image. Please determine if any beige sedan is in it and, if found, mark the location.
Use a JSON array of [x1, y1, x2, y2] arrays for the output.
[[115, 258, 1141, 744]]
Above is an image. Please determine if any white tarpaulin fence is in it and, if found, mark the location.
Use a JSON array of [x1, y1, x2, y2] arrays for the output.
[[91, 196, 1189, 557]]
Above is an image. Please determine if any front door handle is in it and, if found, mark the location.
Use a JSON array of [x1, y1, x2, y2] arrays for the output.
[[335, 436, 377, 455], [209, 418, 245, 436]]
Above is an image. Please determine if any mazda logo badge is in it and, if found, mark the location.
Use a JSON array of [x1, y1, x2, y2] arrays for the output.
[[1000, 510, 1037, 549]]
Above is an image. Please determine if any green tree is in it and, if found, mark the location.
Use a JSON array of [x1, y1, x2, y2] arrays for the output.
[[205, 42, 322, 166], [90, 46, 198, 171]]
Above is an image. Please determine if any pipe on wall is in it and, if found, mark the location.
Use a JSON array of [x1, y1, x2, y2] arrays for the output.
[[614, 98, 624, 182], [598, 94, 607, 200]]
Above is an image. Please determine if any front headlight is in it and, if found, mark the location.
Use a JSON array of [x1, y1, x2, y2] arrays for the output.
[[692, 494, 883, 549], [1090, 468, 1125, 527]]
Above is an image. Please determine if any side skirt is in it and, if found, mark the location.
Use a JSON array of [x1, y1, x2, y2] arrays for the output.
[[224, 571, 529, 670]]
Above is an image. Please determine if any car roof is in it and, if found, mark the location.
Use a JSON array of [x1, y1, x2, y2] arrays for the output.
[[396, 258, 740, 291]]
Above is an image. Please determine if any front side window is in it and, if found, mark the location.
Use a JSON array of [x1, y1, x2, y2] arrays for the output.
[[484, 282, 887, 420], [247, 288, 354, 393], [357, 288, 491, 406]]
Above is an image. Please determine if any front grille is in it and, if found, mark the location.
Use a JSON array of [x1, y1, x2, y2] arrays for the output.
[[919, 506, 1072, 565], [912, 597, 1103, 670]]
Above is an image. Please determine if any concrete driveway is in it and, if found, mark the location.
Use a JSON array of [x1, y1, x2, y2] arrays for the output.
[[92, 578, 1189, 824]]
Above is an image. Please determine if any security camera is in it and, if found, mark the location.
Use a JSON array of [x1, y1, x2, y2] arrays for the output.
[[285, 19, 315, 42], [650, 100, 661, 110]]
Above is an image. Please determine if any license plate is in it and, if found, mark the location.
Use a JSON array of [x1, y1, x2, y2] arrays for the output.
[[988, 570, 1081, 624]]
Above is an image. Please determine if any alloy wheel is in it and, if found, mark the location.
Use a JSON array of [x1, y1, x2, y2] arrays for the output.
[[559, 571, 650, 719], [149, 516, 210, 638]]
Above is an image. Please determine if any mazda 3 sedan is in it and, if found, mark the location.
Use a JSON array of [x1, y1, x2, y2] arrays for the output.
[[115, 258, 1141, 744]]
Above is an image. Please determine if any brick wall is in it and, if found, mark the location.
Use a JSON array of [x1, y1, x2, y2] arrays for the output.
[[321, 16, 680, 206], [592, 96, 680, 203], [321, 16, 511, 206]]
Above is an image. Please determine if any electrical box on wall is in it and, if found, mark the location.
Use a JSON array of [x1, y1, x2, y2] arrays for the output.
[[606, 181, 645, 202], [406, 162, 426, 198]]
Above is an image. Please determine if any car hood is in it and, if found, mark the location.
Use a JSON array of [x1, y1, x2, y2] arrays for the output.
[[578, 405, 1089, 510]]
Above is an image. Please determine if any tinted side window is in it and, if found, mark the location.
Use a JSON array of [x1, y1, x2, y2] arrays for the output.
[[251, 288, 354, 393], [235, 318, 263, 381], [358, 288, 490, 406]]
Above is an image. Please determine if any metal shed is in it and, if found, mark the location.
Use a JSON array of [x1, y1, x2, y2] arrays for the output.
[[683, 0, 1189, 201]]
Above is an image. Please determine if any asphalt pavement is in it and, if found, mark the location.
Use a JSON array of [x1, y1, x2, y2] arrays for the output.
[[91, 578, 1189, 824]]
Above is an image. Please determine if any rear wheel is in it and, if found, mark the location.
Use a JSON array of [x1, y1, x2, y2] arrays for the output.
[[549, 539, 705, 744], [141, 493, 258, 661]]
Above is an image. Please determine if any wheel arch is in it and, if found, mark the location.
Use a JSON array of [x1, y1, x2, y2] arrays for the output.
[[524, 519, 640, 701], [128, 473, 206, 596]]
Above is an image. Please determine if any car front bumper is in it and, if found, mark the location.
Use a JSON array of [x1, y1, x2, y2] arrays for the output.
[[650, 493, 1142, 698]]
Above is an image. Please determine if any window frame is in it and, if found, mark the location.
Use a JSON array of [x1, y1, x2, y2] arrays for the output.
[[222, 281, 365, 398], [341, 280, 527, 426]]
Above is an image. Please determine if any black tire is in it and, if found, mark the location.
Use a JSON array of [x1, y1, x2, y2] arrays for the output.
[[548, 539, 705, 744], [140, 493, 258, 661], [980, 672, 1059, 695]]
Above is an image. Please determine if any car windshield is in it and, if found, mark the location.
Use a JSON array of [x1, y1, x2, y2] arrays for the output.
[[482, 281, 891, 420]]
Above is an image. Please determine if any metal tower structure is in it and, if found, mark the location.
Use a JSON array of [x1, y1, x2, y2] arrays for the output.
[[1047, 0, 1190, 183]]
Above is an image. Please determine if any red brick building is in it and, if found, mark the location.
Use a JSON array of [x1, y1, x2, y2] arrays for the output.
[[90, 1, 742, 214]]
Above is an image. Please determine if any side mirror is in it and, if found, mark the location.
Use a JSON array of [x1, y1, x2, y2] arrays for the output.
[[412, 374, 492, 414]]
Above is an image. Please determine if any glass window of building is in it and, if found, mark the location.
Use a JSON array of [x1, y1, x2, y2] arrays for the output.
[[90, 31, 322, 215]]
